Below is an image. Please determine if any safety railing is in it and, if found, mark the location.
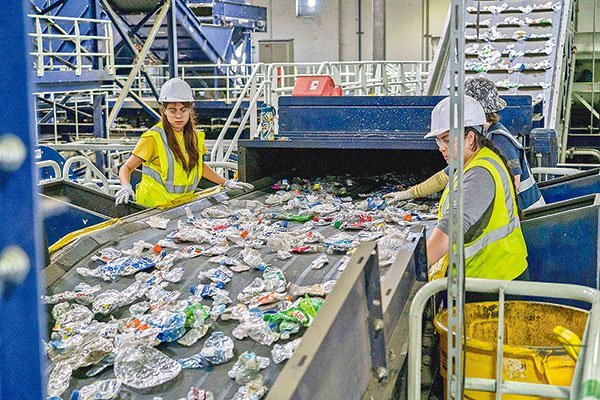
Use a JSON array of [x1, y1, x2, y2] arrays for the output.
[[36, 160, 62, 183], [34, 89, 110, 144], [105, 63, 259, 104], [105, 60, 430, 106], [62, 156, 111, 194], [210, 63, 268, 164], [408, 278, 600, 399], [29, 14, 115, 77]]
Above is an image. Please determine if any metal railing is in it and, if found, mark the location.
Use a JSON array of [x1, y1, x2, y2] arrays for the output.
[[408, 278, 600, 399], [105, 63, 258, 105], [105, 60, 430, 106], [205, 60, 431, 168], [29, 14, 115, 77], [34, 89, 110, 144]]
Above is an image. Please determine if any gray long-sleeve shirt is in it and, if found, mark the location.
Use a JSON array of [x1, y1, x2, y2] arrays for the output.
[[437, 166, 495, 242]]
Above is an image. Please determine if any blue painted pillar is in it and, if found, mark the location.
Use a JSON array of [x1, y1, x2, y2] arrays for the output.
[[0, 2, 46, 399], [167, 2, 178, 79], [93, 93, 108, 171]]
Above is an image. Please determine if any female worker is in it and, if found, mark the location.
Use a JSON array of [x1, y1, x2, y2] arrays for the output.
[[385, 77, 544, 211], [115, 78, 253, 207], [425, 96, 529, 284]]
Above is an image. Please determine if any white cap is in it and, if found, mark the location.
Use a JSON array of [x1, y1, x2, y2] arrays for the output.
[[424, 96, 487, 139], [159, 78, 194, 103]]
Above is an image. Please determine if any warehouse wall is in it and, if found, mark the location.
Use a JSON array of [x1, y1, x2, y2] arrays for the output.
[[250, 0, 450, 62]]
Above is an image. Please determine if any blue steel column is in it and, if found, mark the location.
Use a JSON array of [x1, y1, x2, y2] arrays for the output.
[[167, 1, 178, 79], [0, 2, 46, 399], [93, 93, 108, 170]]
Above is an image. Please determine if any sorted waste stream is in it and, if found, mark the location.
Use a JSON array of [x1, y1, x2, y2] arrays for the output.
[[44, 174, 438, 400]]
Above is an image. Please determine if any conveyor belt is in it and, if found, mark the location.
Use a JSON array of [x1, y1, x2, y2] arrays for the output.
[[109, 0, 163, 13], [428, 0, 574, 128], [45, 177, 435, 399]]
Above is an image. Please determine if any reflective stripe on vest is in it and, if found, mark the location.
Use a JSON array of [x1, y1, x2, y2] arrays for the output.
[[140, 127, 200, 194], [490, 125, 544, 209], [519, 173, 536, 192], [463, 156, 520, 259], [141, 165, 199, 194]]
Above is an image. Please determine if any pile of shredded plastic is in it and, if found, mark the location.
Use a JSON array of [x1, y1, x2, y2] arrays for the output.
[[44, 175, 436, 400]]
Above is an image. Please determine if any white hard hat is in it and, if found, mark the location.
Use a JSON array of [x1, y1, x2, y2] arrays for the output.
[[159, 77, 194, 103], [424, 95, 487, 139]]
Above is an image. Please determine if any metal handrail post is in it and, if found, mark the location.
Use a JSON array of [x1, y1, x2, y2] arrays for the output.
[[73, 20, 82, 75], [221, 79, 269, 164], [210, 63, 264, 162]]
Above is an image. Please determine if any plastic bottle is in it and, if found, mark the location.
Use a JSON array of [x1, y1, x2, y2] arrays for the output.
[[228, 351, 260, 384], [70, 379, 121, 400], [113, 343, 181, 389], [200, 331, 234, 365]]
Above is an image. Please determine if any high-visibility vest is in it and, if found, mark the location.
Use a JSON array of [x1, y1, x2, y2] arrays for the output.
[[489, 123, 545, 210], [436, 146, 528, 280], [136, 125, 204, 208]]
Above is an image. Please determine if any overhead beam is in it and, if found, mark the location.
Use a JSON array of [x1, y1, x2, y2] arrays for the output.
[[107, 0, 171, 127]]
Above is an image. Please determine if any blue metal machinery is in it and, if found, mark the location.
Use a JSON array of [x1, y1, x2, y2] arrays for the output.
[[0, 2, 45, 398], [238, 95, 534, 182]]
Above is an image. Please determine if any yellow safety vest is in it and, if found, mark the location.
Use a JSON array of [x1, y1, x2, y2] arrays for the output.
[[136, 125, 205, 208], [432, 147, 528, 280]]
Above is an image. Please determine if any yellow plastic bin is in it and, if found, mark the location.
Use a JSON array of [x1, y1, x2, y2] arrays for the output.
[[434, 301, 588, 400]]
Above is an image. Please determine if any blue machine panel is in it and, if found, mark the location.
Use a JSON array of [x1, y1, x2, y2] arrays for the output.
[[539, 169, 600, 203], [0, 2, 45, 398], [522, 195, 600, 306], [275, 95, 533, 150], [42, 198, 108, 246]]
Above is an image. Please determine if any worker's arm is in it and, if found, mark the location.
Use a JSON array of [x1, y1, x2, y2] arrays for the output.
[[384, 169, 449, 205], [115, 155, 143, 205], [201, 162, 227, 185], [426, 227, 449, 265], [410, 169, 449, 198], [118, 154, 144, 185], [514, 174, 521, 191]]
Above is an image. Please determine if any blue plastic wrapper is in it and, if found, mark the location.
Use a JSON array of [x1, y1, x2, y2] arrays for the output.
[[78, 256, 156, 281], [190, 284, 228, 299], [145, 311, 187, 343], [178, 353, 212, 370]]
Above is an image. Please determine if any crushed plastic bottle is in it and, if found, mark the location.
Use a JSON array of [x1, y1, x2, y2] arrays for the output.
[[197, 266, 233, 287], [177, 353, 212, 370], [43, 283, 102, 305], [200, 331, 234, 364], [309, 253, 329, 270], [263, 266, 287, 292], [186, 387, 214, 400], [271, 338, 302, 364], [70, 379, 122, 400], [114, 343, 181, 389], [232, 374, 268, 400], [227, 351, 271, 384], [232, 317, 280, 346], [47, 361, 73, 398]]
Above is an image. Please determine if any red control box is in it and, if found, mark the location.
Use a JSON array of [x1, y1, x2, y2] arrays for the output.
[[292, 75, 342, 96]]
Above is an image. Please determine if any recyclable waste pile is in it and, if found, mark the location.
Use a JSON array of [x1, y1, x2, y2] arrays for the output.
[[44, 175, 436, 400]]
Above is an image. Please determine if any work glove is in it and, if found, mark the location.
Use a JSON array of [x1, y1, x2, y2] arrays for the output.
[[224, 179, 254, 191], [115, 183, 135, 205], [383, 189, 413, 205]]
